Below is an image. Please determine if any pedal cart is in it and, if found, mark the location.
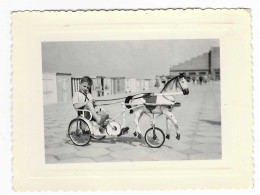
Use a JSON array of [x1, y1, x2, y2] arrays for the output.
[[68, 103, 168, 148]]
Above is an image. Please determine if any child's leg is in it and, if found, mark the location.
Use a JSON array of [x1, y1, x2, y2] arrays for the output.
[[84, 101, 102, 124], [95, 106, 108, 118], [85, 103, 109, 128]]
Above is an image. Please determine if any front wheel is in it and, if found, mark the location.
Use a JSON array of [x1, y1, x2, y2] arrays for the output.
[[68, 118, 91, 146], [145, 127, 165, 148]]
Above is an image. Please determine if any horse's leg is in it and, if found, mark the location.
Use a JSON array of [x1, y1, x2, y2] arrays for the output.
[[133, 109, 143, 139], [165, 117, 171, 139], [163, 110, 180, 140]]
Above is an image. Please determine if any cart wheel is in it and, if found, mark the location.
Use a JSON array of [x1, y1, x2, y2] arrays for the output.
[[68, 118, 91, 146], [145, 127, 165, 148], [91, 135, 106, 140]]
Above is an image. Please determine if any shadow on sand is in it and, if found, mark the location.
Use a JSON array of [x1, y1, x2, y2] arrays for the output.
[[90, 136, 149, 147], [200, 119, 221, 126], [65, 134, 150, 148]]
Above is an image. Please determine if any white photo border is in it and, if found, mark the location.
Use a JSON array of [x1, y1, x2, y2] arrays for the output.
[[12, 9, 252, 191]]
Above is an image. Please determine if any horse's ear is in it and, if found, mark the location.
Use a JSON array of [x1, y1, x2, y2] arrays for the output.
[[179, 73, 190, 81], [179, 72, 185, 78]]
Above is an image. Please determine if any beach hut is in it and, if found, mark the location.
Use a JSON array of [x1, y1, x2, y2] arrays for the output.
[[144, 79, 150, 91], [42, 72, 58, 105], [111, 77, 126, 94], [136, 79, 141, 92], [103, 77, 113, 96], [56, 73, 72, 103], [125, 77, 137, 93]]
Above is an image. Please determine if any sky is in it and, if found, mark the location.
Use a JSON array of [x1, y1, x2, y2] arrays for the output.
[[42, 39, 219, 79]]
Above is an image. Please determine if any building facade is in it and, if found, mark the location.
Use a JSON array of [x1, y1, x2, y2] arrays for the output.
[[169, 47, 220, 80]]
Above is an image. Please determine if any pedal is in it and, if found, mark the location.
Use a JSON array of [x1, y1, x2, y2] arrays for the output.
[[133, 132, 142, 139]]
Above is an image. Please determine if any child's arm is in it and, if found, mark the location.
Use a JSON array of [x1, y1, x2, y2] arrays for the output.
[[73, 101, 88, 109], [73, 92, 93, 109]]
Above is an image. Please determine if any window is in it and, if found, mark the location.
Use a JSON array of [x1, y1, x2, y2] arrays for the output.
[[215, 71, 220, 80]]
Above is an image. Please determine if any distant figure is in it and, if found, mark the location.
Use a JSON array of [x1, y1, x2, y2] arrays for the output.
[[203, 75, 208, 84], [154, 76, 160, 88], [195, 77, 199, 84], [192, 76, 196, 84], [199, 76, 203, 85]]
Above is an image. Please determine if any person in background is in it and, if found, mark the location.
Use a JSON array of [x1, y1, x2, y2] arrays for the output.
[[192, 76, 196, 84], [199, 75, 203, 85]]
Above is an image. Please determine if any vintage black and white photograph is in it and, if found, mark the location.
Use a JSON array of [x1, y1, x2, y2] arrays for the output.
[[42, 39, 221, 163]]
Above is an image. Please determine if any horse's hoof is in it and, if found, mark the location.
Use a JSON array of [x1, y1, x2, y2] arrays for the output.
[[134, 132, 142, 139], [120, 127, 129, 136], [166, 134, 170, 139], [176, 134, 180, 140]]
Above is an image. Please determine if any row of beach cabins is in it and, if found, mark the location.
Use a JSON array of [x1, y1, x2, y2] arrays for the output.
[[43, 72, 158, 105]]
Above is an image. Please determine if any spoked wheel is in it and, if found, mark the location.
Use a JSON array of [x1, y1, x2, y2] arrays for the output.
[[68, 118, 91, 146], [145, 127, 165, 148]]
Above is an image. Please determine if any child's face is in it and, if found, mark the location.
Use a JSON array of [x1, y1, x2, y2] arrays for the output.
[[80, 82, 91, 93]]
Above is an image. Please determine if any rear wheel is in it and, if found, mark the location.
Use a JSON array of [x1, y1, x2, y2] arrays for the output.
[[145, 127, 165, 148], [68, 118, 91, 146]]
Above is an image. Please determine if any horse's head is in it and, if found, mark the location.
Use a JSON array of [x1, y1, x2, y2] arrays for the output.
[[160, 73, 189, 95], [177, 73, 189, 95]]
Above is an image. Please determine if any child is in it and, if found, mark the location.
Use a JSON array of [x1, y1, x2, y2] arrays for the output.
[[72, 76, 109, 131]]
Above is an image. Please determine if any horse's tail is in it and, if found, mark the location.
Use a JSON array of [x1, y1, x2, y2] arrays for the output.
[[125, 96, 134, 114]]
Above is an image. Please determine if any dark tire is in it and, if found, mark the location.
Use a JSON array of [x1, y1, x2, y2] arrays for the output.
[[145, 127, 165, 148], [91, 135, 106, 140], [68, 118, 91, 146]]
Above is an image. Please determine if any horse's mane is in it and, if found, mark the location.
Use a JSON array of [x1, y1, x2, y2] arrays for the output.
[[160, 73, 186, 93]]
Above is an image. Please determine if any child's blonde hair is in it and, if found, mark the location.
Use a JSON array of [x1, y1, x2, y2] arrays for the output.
[[80, 76, 93, 86]]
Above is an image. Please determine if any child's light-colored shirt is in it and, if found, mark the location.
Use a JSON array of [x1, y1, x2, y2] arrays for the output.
[[72, 91, 93, 105]]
